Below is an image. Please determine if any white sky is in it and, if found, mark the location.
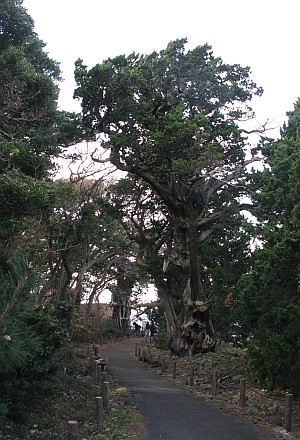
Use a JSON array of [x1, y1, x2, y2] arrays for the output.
[[23, 0, 300, 139]]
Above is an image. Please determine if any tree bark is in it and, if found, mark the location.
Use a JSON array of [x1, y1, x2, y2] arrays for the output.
[[164, 218, 217, 356]]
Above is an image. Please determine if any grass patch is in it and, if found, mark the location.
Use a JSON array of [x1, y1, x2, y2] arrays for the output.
[[0, 342, 145, 439], [104, 405, 145, 439]]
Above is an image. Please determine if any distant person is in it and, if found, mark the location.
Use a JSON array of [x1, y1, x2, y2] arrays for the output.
[[150, 322, 156, 339], [133, 321, 141, 336], [145, 322, 151, 339]]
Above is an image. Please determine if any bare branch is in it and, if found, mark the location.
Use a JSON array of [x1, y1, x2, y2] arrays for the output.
[[199, 228, 214, 242], [110, 300, 161, 310], [206, 156, 260, 200], [91, 149, 111, 164], [240, 119, 278, 135], [239, 203, 256, 212], [197, 210, 222, 227], [0, 128, 14, 140]]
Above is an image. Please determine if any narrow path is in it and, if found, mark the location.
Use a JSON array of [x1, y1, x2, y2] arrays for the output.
[[104, 338, 275, 440]]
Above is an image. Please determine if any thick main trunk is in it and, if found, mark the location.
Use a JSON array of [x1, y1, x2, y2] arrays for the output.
[[166, 299, 217, 356], [164, 221, 217, 356]]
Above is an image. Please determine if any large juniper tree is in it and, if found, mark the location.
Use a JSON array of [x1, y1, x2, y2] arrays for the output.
[[74, 39, 263, 355]]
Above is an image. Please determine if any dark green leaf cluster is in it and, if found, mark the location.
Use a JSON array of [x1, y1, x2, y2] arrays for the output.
[[0, 0, 34, 50], [0, 2, 84, 427], [0, 0, 82, 249], [0, 256, 75, 425], [74, 38, 262, 180], [74, 38, 267, 356], [236, 99, 300, 393]]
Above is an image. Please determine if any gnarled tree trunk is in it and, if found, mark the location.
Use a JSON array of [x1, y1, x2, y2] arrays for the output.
[[162, 221, 217, 356]]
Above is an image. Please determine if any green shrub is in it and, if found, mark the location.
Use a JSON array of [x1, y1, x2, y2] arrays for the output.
[[246, 303, 300, 393], [71, 323, 93, 342], [95, 318, 119, 340], [0, 404, 8, 427], [0, 258, 77, 428], [152, 322, 167, 350]]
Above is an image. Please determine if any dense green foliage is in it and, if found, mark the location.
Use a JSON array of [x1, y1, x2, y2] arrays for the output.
[[74, 38, 263, 355], [73, 36, 300, 389], [0, 3, 136, 429], [0, 0, 82, 428], [0, 0, 81, 245], [236, 100, 300, 392], [1, 1, 300, 430], [0, 257, 72, 423]]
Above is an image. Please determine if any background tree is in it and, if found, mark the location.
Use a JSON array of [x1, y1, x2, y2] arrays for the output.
[[109, 174, 252, 346], [74, 39, 263, 355], [0, 0, 81, 254], [236, 99, 300, 392], [110, 261, 137, 332], [41, 177, 130, 313], [107, 176, 176, 336], [203, 208, 253, 342], [0, 1, 82, 425]]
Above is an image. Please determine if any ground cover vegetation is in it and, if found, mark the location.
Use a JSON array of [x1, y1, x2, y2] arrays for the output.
[[1, 0, 300, 434]]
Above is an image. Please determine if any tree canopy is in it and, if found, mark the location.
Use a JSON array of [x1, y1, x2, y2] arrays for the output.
[[0, 0, 86, 424], [236, 99, 300, 392], [74, 38, 263, 355], [0, 0, 82, 246], [1, 3, 300, 426]]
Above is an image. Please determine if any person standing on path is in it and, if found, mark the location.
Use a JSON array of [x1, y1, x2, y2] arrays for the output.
[[133, 321, 141, 336], [145, 322, 151, 339], [150, 321, 156, 339]]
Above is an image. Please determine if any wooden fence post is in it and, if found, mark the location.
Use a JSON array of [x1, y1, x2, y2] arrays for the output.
[[172, 362, 177, 379], [95, 396, 104, 433], [149, 352, 153, 366], [67, 420, 78, 439], [101, 371, 108, 388], [212, 369, 218, 396], [94, 360, 99, 378], [284, 393, 293, 432], [102, 381, 110, 412], [239, 379, 246, 407], [189, 366, 194, 386], [89, 354, 95, 375]]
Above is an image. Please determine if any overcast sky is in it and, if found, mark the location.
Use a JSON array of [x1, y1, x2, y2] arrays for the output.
[[23, 0, 300, 139]]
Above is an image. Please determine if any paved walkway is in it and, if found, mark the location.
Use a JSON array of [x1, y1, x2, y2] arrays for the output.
[[104, 338, 275, 440]]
